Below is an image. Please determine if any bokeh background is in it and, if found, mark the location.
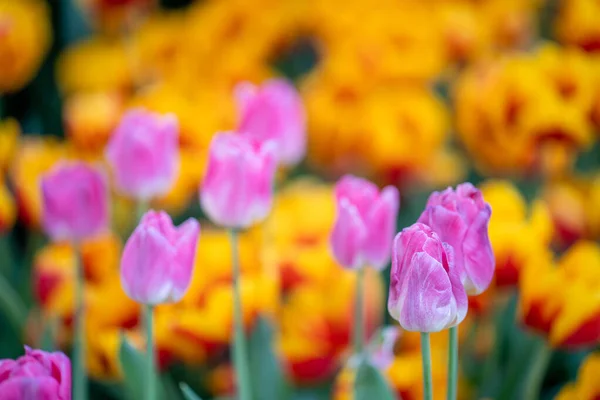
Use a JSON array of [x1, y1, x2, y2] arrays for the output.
[[1, 0, 600, 399]]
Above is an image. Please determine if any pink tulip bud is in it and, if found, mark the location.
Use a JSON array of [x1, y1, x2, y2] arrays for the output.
[[200, 133, 277, 229], [120, 210, 200, 305], [41, 162, 109, 242], [330, 175, 399, 270], [0, 346, 71, 400], [235, 79, 306, 166], [418, 183, 494, 295], [106, 108, 179, 200], [388, 223, 468, 332]]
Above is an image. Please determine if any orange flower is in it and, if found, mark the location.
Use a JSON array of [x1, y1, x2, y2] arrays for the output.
[[555, 352, 600, 400], [64, 91, 124, 155], [0, 118, 19, 172], [520, 241, 600, 349], [77, 0, 153, 35], [480, 180, 553, 286], [10, 137, 66, 228], [0, 179, 15, 232], [0, 0, 51, 93], [555, 0, 600, 52]]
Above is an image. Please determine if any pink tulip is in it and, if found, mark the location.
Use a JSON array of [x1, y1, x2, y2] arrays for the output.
[[370, 327, 401, 370], [235, 79, 306, 166], [41, 162, 108, 242], [121, 210, 200, 305], [417, 183, 494, 295], [106, 108, 179, 200], [200, 133, 277, 229], [0, 346, 71, 400], [388, 223, 468, 332], [330, 175, 399, 270]]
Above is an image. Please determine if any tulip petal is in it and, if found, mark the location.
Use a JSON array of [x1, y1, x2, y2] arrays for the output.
[[330, 200, 368, 268]]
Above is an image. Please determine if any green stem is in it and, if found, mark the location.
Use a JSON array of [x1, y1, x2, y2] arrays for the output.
[[73, 245, 87, 400], [144, 304, 156, 400], [522, 341, 552, 400], [447, 326, 458, 400], [229, 230, 252, 400], [421, 332, 433, 400], [353, 267, 365, 355], [0, 269, 27, 335], [136, 200, 148, 224]]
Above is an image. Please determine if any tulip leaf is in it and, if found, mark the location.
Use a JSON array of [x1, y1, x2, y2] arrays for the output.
[[0, 271, 27, 335], [180, 383, 203, 400], [248, 317, 290, 400], [118, 334, 168, 400], [355, 358, 395, 400]]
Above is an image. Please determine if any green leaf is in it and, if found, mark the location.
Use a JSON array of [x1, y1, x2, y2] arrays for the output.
[[40, 316, 57, 351], [180, 383, 202, 400], [118, 334, 146, 400], [248, 317, 290, 400], [355, 358, 395, 400], [0, 271, 27, 336]]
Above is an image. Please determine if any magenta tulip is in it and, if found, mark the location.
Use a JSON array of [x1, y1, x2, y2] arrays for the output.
[[106, 108, 179, 200], [388, 223, 468, 332], [235, 79, 306, 166], [330, 175, 399, 270], [417, 183, 494, 295], [41, 162, 108, 242], [0, 346, 71, 400], [120, 210, 200, 305], [200, 133, 277, 229]]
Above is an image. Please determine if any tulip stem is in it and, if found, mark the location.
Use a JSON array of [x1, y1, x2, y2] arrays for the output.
[[136, 200, 148, 223], [421, 332, 433, 400], [144, 304, 156, 400], [447, 326, 458, 400], [73, 246, 87, 400], [353, 267, 365, 355], [522, 340, 552, 400], [229, 229, 252, 400]]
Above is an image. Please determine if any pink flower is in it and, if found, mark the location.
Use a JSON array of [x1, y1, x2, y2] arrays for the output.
[[388, 223, 468, 332], [330, 175, 399, 270], [200, 133, 277, 229], [235, 79, 306, 166], [41, 162, 109, 242], [106, 108, 179, 200], [369, 327, 401, 370], [121, 210, 200, 305], [0, 346, 71, 400], [418, 183, 494, 295]]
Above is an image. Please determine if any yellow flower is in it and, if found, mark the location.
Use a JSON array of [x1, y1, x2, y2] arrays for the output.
[[0, 118, 19, 172], [454, 44, 596, 176], [0, 0, 51, 93], [520, 240, 600, 349], [0, 179, 15, 232], [543, 175, 600, 246], [64, 91, 123, 155], [10, 137, 66, 228], [555, 0, 600, 51], [555, 352, 600, 400], [480, 180, 553, 286], [57, 37, 132, 94]]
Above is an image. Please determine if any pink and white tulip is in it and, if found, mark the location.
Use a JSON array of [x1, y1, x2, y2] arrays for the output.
[[330, 175, 399, 270], [418, 183, 494, 295], [0, 346, 71, 400], [235, 79, 306, 166], [200, 133, 277, 229], [41, 162, 108, 242], [106, 108, 179, 200], [388, 223, 468, 332], [120, 210, 200, 305]]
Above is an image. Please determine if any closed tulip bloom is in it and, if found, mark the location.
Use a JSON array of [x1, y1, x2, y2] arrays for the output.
[[106, 108, 179, 200], [41, 162, 108, 242], [200, 133, 277, 229], [121, 210, 200, 305], [388, 223, 468, 332], [330, 175, 399, 269], [235, 79, 306, 166], [0, 346, 71, 400], [418, 183, 494, 295]]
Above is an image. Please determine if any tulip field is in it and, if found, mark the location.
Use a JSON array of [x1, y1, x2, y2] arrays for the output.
[[1, 0, 600, 399]]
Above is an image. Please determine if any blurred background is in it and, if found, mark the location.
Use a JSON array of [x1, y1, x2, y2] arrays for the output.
[[1, 0, 600, 399]]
